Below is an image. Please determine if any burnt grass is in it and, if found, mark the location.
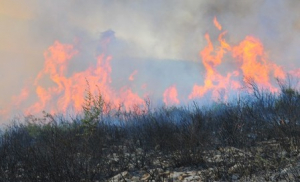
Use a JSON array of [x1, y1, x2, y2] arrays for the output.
[[1, 84, 300, 181]]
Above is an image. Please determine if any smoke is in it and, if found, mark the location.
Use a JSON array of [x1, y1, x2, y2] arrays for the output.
[[1, 1, 300, 122]]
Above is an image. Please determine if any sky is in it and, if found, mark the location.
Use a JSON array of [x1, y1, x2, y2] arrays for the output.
[[1, 0, 300, 122]]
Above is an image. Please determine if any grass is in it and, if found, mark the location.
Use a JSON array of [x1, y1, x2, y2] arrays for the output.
[[0, 82, 300, 181]]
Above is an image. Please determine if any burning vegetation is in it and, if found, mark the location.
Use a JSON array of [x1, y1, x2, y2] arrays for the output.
[[1, 81, 300, 181], [1, 17, 299, 119], [1, 18, 300, 181]]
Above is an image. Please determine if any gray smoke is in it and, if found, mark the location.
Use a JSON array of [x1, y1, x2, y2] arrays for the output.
[[1, 0, 300, 122]]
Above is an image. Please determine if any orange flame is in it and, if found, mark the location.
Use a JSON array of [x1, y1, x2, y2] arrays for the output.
[[189, 30, 238, 100], [190, 17, 286, 100], [163, 85, 179, 106], [1, 17, 299, 119], [23, 40, 145, 116], [213, 16, 222, 31], [232, 36, 285, 91]]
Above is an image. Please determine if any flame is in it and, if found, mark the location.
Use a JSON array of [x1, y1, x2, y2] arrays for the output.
[[189, 17, 287, 100], [163, 85, 179, 106], [1, 17, 299, 119], [22, 40, 145, 116], [189, 28, 239, 100], [213, 16, 222, 31], [232, 36, 285, 91]]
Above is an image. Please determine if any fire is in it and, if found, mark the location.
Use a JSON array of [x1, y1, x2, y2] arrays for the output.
[[23, 40, 145, 116], [1, 17, 299, 119], [232, 36, 285, 91], [163, 85, 179, 106], [189, 27, 237, 100], [213, 16, 222, 31], [189, 17, 286, 100]]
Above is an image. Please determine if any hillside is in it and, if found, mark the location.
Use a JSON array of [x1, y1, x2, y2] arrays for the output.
[[0, 85, 300, 181]]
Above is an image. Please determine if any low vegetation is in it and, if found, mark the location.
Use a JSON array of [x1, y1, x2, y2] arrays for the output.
[[0, 81, 300, 181]]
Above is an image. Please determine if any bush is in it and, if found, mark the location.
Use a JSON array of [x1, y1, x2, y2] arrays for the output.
[[0, 82, 300, 181]]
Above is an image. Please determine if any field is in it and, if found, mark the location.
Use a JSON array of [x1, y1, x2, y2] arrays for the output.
[[1, 84, 300, 181]]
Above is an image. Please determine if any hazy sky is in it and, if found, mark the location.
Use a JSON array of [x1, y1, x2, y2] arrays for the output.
[[1, 0, 300, 121]]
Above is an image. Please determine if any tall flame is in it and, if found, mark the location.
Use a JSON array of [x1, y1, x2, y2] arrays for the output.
[[189, 17, 286, 100], [232, 36, 285, 91], [1, 17, 300, 119], [23, 40, 145, 116]]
